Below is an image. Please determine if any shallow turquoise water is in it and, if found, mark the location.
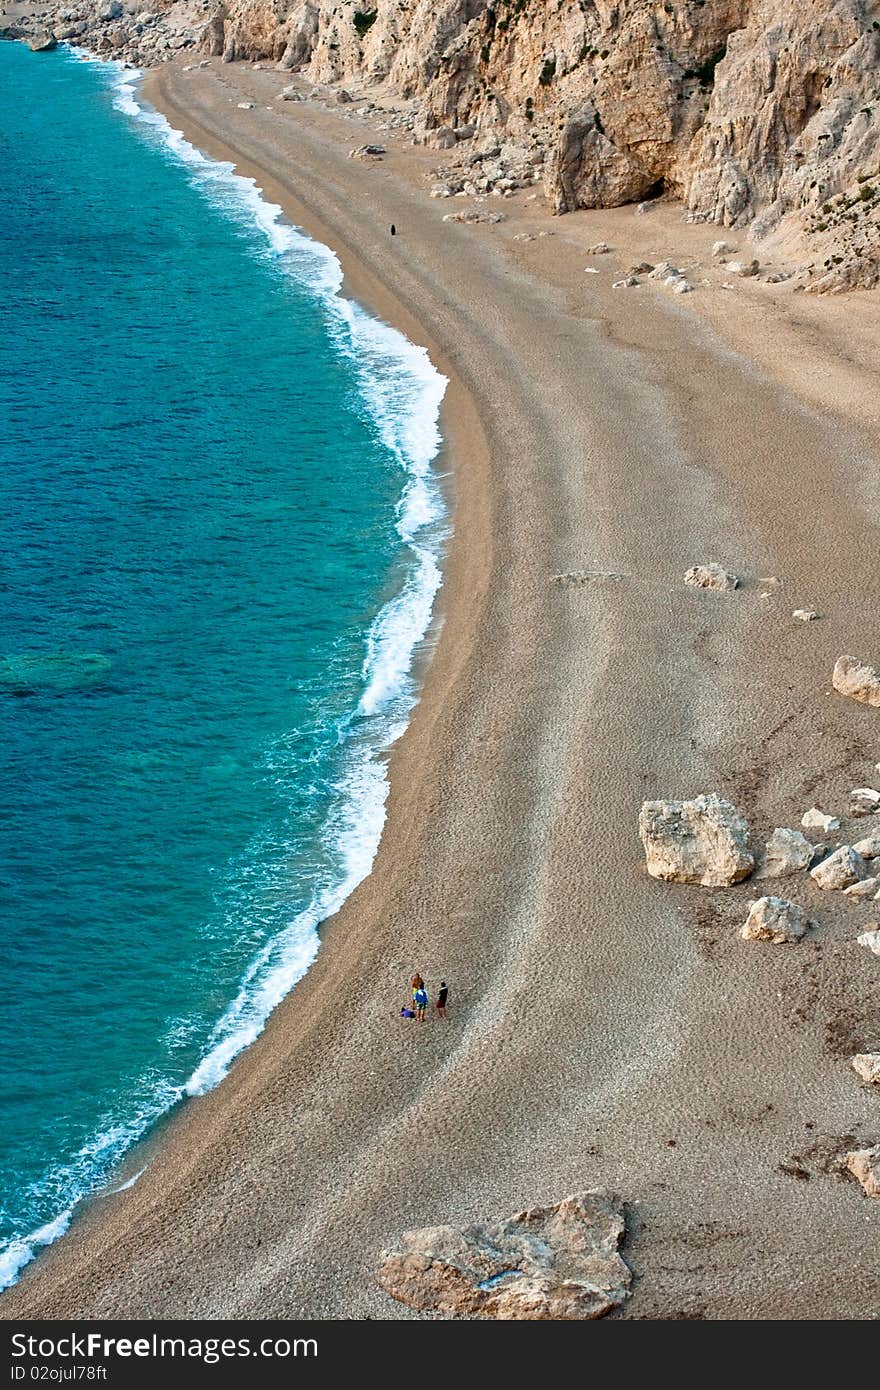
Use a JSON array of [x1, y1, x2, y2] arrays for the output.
[[0, 42, 446, 1284]]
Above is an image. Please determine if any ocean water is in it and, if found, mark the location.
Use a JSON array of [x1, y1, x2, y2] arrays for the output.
[[0, 43, 446, 1287]]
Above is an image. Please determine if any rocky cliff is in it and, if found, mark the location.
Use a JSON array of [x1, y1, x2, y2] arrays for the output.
[[6, 0, 880, 289], [208, 0, 880, 289]]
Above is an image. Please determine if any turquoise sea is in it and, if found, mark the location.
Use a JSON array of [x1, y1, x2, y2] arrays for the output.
[[0, 42, 446, 1286]]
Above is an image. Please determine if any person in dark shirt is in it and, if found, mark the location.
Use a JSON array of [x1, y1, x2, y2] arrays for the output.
[[436, 981, 448, 1019]]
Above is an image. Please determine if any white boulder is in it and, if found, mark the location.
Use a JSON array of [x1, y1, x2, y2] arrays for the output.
[[810, 846, 868, 890], [801, 807, 840, 834], [853, 833, 880, 860], [851, 1053, 880, 1085], [845, 1145, 880, 1198], [741, 896, 812, 943], [757, 828, 814, 879], [638, 794, 753, 888], [792, 609, 819, 622], [858, 927, 880, 956], [832, 656, 880, 708]]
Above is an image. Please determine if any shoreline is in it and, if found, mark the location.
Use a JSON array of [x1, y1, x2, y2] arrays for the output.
[[0, 49, 478, 1292], [3, 52, 880, 1320]]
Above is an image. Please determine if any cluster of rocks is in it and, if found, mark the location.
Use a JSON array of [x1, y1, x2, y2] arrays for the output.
[[427, 140, 546, 202], [638, 788, 880, 908], [378, 1191, 631, 1319], [611, 258, 696, 295], [348, 143, 385, 162], [441, 209, 506, 227], [4, 0, 204, 67], [639, 629, 880, 1197]]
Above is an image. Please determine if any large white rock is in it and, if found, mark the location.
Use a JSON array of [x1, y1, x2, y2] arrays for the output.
[[684, 562, 739, 592], [851, 1053, 880, 1085], [845, 1145, 880, 1198], [638, 794, 753, 888], [858, 927, 880, 956], [741, 896, 812, 943], [810, 846, 867, 890], [832, 656, 880, 708], [853, 834, 880, 860], [378, 1191, 631, 1319], [801, 807, 840, 834], [757, 828, 814, 879]]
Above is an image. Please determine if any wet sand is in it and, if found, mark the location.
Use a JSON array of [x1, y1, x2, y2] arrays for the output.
[[3, 56, 880, 1319]]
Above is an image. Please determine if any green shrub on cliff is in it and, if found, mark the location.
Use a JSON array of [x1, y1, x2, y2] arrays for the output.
[[353, 9, 377, 38]]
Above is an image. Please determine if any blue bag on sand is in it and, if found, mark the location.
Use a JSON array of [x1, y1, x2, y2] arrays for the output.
[[401, 1008, 415, 1019]]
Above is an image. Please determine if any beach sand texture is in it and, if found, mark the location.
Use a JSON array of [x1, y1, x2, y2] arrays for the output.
[[3, 57, 880, 1320]]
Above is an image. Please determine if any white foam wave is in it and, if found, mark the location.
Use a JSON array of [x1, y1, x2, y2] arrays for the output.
[[1, 55, 448, 1288], [0, 1210, 72, 1292]]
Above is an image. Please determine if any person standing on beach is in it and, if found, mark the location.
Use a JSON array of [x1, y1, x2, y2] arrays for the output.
[[413, 982, 428, 1022], [436, 981, 448, 1019]]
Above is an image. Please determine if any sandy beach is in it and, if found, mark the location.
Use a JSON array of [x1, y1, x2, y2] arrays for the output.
[[3, 52, 880, 1319]]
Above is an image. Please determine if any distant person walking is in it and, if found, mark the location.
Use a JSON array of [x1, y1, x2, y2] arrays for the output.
[[390, 223, 396, 236], [436, 981, 448, 1019]]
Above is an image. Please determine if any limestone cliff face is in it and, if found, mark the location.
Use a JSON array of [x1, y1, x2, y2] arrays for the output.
[[8, 0, 878, 288], [201, 0, 880, 289]]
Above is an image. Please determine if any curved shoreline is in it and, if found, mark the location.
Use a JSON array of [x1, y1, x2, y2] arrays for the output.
[[1, 61, 499, 1309], [4, 56, 880, 1320]]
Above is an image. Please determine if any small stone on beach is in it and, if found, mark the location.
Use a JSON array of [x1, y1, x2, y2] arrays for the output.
[[741, 895, 812, 943], [801, 807, 840, 833], [851, 1053, 880, 1085], [832, 655, 880, 708], [757, 828, 814, 879], [684, 562, 739, 592], [857, 926, 880, 956], [844, 1144, 880, 1197], [810, 845, 867, 891]]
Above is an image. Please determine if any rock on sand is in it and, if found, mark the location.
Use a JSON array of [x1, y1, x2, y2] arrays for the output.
[[853, 833, 880, 860], [851, 1053, 880, 1085], [858, 927, 880, 956], [378, 1191, 630, 1319], [684, 562, 739, 592], [741, 896, 812, 943], [810, 845, 867, 890], [832, 655, 880, 708], [844, 1145, 880, 1197], [639, 793, 753, 887], [801, 807, 840, 833], [757, 828, 814, 878]]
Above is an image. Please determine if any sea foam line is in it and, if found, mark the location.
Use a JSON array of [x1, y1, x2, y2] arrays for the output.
[[1, 53, 448, 1290]]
